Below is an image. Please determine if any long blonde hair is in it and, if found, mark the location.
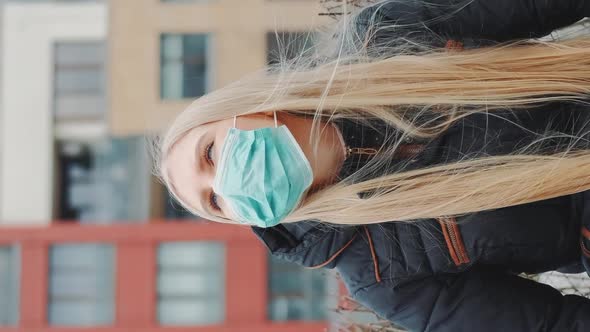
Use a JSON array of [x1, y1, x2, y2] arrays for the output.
[[154, 0, 590, 225]]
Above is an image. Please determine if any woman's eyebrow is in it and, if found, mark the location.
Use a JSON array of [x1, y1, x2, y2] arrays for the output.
[[193, 130, 205, 174], [199, 189, 214, 217]]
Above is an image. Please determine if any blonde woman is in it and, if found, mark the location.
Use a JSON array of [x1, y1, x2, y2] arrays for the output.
[[155, 0, 590, 331]]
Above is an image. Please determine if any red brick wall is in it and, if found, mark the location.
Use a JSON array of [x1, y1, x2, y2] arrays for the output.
[[0, 222, 327, 332]]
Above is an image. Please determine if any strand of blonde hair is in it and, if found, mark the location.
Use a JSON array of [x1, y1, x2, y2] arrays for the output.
[[155, 8, 590, 225]]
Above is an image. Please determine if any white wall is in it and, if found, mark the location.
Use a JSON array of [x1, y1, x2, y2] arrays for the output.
[[0, 3, 106, 225]]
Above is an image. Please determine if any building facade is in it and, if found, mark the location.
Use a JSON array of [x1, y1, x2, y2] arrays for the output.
[[0, 222, 333, 331], [109, 0, 326, 135], [109, 0, 328, 219], [0, 1, 340, 331], [0, 1, 108, 225]]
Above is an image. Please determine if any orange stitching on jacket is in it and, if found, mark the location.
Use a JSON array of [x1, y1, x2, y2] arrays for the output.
[[364, 226, 382, 283], [451, 219, 471, 264], [445, 39, 464, 51], [307, 233, 358, 269], [438, 218, 461, 266], [581, 240, 590, 258]]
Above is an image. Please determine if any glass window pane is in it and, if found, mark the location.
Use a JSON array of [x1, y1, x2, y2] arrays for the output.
[[269, 270, 305, 293], [48, 301, 113, 326], [160, 34, 209, 99], [56, 43, 104, 67], [56, 137, 152, 223], [270, 297, 306, 321], [55, 95, 104, 119], [54, 41, 105, 120], [48, 243, 115, 326], [157, 242, 225, 326], [0, 246, 19, 326], [50, 243, 114, 269], [158, 242, 224, 267], [164, 190, 199, 219], [158, 298, 224, 325], [158, 271, 224, 295], [268, 254, 330, 321], [49, 272, 113, 298], [161, 63, 184, 99], [55, 68, 103, 94]]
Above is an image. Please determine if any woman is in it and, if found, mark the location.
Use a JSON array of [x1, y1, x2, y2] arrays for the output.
[[156, 0, 590, 331]]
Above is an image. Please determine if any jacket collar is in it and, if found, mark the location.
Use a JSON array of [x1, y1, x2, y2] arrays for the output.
[[250, 112, 438, 262], [250, 118, 387, 264], [334, 117, 391, 180], [251, 221, 358, 268]]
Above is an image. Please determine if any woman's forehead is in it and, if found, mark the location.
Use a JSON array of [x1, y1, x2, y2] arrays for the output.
[[165, 128, 203, 192]]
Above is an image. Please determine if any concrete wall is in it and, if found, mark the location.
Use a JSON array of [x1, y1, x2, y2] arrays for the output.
[[109, 0, 328, 136], [0, 3, 106, 225]]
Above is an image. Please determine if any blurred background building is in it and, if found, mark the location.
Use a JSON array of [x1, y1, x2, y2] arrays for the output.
[[2, 1, 590, 332], [0, 0, 339, 331]]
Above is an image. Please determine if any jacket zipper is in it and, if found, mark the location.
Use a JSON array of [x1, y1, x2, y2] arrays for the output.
[[346, 144, 425, 159], [397, 144, 425, 159], [438, 217, 470, 266], [346, 147, 379, 158]]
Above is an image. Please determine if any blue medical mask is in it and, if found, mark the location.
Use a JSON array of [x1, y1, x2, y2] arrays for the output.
[[212, 113, 314, 228]]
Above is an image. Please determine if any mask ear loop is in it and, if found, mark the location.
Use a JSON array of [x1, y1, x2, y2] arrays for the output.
[[234, 113, 274, 128]]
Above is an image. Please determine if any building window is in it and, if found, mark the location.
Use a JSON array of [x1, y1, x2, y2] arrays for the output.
[[54, 42, 105, 121], [55, 137, 151, 223], [164, 189, 199, 220], [157, 242, 225, 325], [268, 254, 332, 321], [160, 34, 210, 100], [0, 246, 19, 326], [48, 243, 115, 326], [266, 31, 315, 65]]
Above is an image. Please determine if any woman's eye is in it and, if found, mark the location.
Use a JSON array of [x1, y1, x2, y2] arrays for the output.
[[205, 141, 214, 166], [209, 191, 221, 212]]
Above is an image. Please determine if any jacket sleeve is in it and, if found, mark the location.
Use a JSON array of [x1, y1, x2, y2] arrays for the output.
[[353, 267, 590, 332], [359, 0, 590, 43]]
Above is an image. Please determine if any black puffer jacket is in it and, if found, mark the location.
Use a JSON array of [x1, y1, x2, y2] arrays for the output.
[[253, 1, 590, 331]]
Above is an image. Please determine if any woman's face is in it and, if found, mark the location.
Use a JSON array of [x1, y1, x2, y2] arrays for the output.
[[165, 112, 346, 221], [165, 113, 283, 220]]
